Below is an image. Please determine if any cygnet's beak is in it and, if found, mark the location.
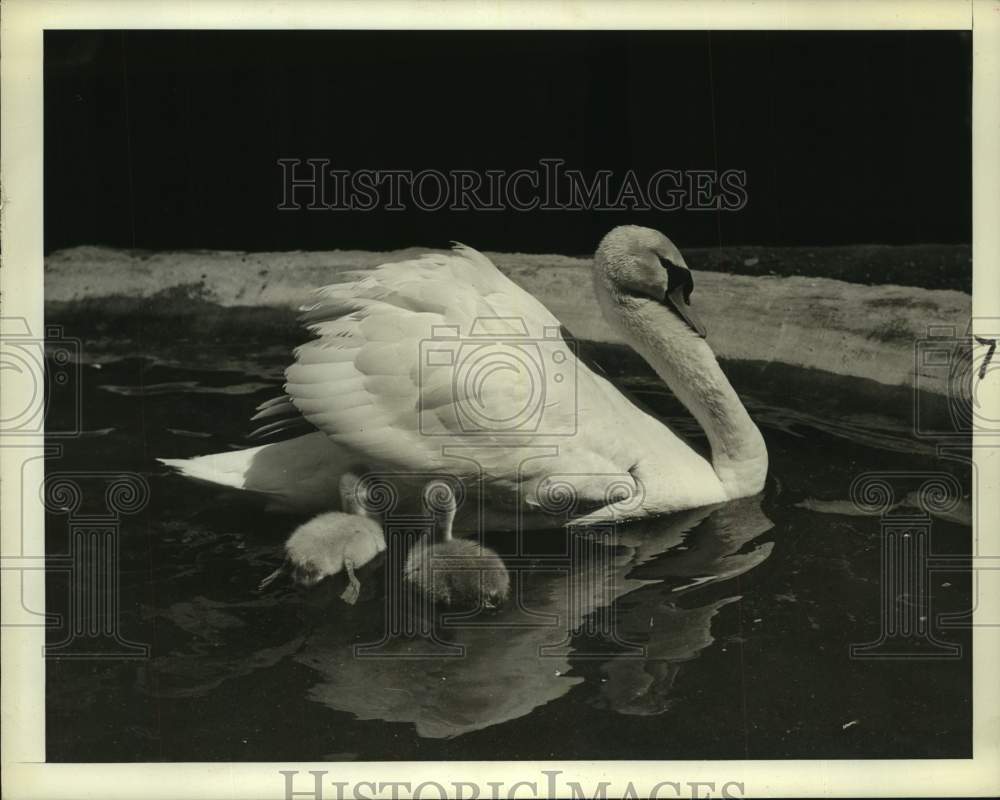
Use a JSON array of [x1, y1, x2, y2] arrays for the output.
[[660, 257, 707, 338], [482, 592, 505, 611]]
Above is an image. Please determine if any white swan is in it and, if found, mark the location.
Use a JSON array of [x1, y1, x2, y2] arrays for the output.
[[403, 480, 510, 609], [257, 472, 386, 603], [160, 226, 766, 527]]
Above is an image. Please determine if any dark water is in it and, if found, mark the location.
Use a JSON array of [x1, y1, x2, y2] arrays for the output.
[[44, 316, 972, 761]]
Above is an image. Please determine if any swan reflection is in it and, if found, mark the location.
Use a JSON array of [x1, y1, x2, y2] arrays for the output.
[[298, 496, 772, 738]]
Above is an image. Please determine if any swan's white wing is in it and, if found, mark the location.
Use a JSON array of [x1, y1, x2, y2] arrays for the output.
[[160, 244, 723, 519], [283, 245, 654, 508]]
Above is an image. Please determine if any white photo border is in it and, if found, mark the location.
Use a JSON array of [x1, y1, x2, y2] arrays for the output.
[[2, 1, 997, 798]]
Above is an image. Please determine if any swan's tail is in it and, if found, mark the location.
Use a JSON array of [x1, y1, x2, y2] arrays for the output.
[[158, 448, 262, 490], [158, 431, 350, 513]]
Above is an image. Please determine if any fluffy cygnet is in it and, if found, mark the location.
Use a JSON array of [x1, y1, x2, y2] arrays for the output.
[[402, 480, 510, 609], [259, 472, 385, 604]]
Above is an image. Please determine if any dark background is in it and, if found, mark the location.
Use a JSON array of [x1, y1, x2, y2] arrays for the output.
[[44, 30, 971, 255]]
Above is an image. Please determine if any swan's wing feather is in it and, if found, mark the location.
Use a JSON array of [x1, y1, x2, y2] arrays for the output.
[[282, 246, 616, 491], [246, 394, 314, 441], [279, 244, 714, 515], [247, 415, 316, 441]]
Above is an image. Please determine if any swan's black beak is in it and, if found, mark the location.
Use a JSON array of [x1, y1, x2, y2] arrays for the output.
[[660, 257, 707, 338]]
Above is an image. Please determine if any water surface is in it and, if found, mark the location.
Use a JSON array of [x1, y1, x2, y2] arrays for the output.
[[44, 317, 972, 760]]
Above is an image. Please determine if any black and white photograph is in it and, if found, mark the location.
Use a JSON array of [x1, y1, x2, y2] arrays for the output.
[[2, 1, 1000, 798]]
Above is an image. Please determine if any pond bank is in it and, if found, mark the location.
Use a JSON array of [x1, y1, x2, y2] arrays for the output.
[[45, 245, 971, 398]]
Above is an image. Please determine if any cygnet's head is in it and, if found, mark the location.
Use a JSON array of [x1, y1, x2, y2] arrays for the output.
[[593, 225, 705, 338], [339, 471, 370, 517]]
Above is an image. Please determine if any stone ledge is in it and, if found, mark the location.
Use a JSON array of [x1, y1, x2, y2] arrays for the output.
[[45, 246, 972, 397]]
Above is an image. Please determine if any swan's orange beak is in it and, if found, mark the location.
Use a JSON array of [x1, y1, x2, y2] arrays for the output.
[[661, 258, 707, 338]]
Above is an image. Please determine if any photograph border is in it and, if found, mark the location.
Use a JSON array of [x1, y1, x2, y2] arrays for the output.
[[2, 1, 998, 797]]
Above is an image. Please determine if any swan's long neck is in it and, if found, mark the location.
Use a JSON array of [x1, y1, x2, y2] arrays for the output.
[[606, 294, 767, 498]]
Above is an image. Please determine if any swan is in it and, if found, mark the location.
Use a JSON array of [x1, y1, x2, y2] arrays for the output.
[[403, 479, 510, 609], [160, 226, 766, 526], [257, 472, 386, 603]]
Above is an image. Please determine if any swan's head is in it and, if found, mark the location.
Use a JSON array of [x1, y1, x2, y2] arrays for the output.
[[594, 225, 706, 337]]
